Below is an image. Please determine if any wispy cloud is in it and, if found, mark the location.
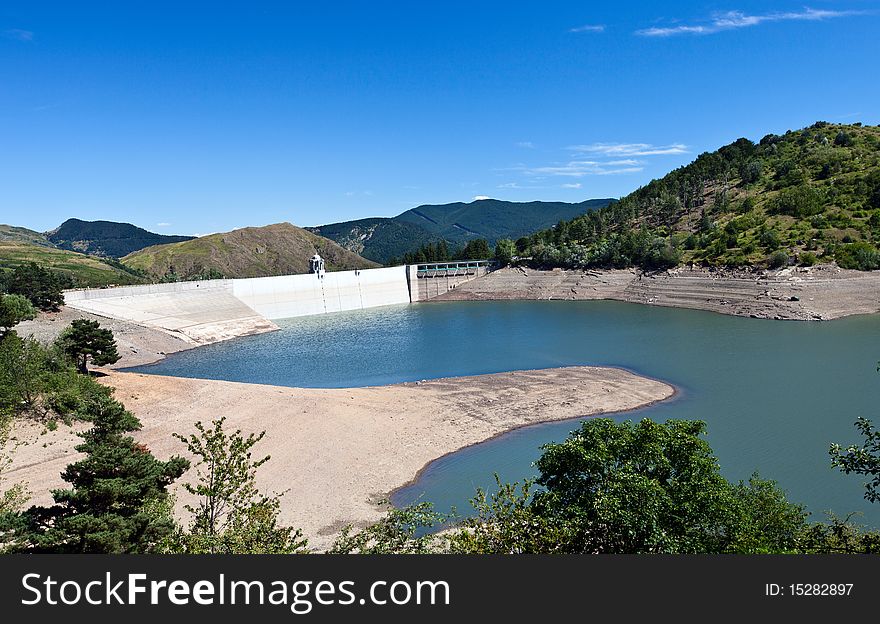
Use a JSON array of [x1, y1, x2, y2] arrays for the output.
[[515, 141, 535, 149], [562, 183, 582, 189], [569, 142, 688, 157], [518, 160, 644, 177], [637, 8, 864, 37], [569, 24, 605, 33], [3, 28, 34, 41], [156, 222, 171, 228]]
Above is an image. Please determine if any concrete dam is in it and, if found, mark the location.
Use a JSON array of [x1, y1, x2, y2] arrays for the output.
[[64, 261, 492, 345]]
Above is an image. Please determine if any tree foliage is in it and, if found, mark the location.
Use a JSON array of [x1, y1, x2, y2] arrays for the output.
[[1, 262, 67, 311], [831, 417, 880, 503], [2, 396, 188, 553], [56, 319, 120, 373], [0, 294, 35, 336], [494, 238, 516, 266], [169, 417, 308, 554], [329, 501, 446, 554]]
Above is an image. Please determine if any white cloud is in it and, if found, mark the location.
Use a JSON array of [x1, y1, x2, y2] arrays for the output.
[[473, 195, 491, 201], [569, 24, 606, 33], [519, 160, 644, 177], [569, 142, 688, 156], [637, 8, 864, 37], [156, 222, 171, 227], [516, 141, 535, 149], [3, 28, 33, 41], [562, 183, 582, 189]]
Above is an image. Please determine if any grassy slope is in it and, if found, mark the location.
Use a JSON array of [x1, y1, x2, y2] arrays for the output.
[[0, 224, 54, 247], [527, 122, 880, 269], [0, 241, 146, 287], [123, 222, 379, 279]]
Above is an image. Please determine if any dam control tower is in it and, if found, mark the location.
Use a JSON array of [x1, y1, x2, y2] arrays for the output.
[[309, 254, 326, 277]]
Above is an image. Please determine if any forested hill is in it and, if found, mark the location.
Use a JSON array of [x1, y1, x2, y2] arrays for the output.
[[47, 218, 195, 258], [521, 122, 880, 271], [309, 198, 613, 263]]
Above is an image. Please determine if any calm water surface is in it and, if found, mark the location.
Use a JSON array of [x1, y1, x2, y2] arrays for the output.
[[129, 301, 880, 526]]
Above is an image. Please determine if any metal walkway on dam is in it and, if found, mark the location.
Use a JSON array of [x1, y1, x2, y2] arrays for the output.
[[63, 261, 493, 345]]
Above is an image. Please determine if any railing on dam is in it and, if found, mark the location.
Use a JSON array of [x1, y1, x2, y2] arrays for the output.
[[415, 260, 494, 278]]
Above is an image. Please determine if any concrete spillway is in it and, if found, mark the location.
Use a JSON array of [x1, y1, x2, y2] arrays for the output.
[[64, 266, 414, 345]]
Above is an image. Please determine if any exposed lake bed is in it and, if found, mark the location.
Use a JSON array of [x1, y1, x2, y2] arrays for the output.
[[129, 299, 880, 529]]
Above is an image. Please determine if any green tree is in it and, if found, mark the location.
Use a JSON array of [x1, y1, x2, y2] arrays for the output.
[[831, 417, 880, 503], [3, 395, 188, 553], [56, 319, 120, 373], [449, 477, 568, 554], [494, 239, 516, 266], [0, 415, 28, 523], [2, 262, 66, 311], [0, 334, 49, 417], [170, 417, 307, 554], [0, 294, 36, 336], [458, 239, 491, 260], [528, 419, 806, 553], [329, 501, 446, 554]]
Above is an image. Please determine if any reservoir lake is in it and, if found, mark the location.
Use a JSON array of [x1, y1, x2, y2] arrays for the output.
[[128, 300, 880, 526]]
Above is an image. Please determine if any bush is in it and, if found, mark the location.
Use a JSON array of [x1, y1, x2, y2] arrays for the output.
[[769, 250, 790, 268], [799, 252, 818, 266], [768, 185, 825, 218], [0, 294, 35, 335], [835, 242, 880, 270]]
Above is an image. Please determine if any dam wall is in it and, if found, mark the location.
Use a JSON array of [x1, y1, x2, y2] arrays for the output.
[[231, 266, 412, 319], [410, 261, 493, 302], [63, 265, 415, 345]]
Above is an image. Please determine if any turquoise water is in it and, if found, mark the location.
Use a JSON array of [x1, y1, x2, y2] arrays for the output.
[[128, 300, 880, 526]]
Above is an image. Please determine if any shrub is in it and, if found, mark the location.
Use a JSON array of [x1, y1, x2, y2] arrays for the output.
[[835, 242, 880, 270], [799, 252, 818, 266], [768, 185, 825, 218], [769, 250, 790, 268]]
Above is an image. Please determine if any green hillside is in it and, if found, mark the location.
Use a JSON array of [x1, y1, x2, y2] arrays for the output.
[[47, 218, 195, 258], [307, 217, 439, 263], [396, 198, 613, 244], [123, 222, 378, 280], [311, 198, 613, 263], [0, 241, 146, 287], [0, 224, 54, 247], [522, 122, 880, 271]]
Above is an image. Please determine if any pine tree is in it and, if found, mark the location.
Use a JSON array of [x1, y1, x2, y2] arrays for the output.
[[4, 396, 189, 553], [57, 319, 120, 373]]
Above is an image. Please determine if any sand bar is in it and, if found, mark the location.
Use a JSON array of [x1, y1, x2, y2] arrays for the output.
[[4, 366, 674, 550]]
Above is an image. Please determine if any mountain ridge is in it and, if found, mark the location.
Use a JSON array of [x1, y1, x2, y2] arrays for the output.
[[47, 218, 195, 258], [309, 197, 614, 263]]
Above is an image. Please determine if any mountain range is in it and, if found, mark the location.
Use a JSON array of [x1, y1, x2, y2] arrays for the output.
[[308, 198, 613, 263]]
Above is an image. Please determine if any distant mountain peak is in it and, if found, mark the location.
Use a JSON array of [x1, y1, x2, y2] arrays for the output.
[[46, 218, 196, 258]]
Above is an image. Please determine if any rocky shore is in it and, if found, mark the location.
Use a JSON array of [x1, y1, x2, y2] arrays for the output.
[[432, 264, 880, 321]]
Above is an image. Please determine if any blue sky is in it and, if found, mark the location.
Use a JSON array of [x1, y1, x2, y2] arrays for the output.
[[1, 1, 878, 235]]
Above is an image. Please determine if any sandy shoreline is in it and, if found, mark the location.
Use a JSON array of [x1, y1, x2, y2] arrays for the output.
[[4, 366, 673, 551]]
